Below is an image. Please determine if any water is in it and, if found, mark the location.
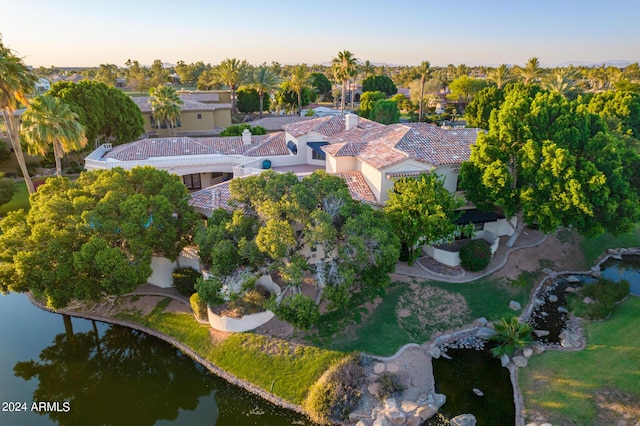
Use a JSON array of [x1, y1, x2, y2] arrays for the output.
[[0, 292, 316, 426], [601, 254, 640, 296]]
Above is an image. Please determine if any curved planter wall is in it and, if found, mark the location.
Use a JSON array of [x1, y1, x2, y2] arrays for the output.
[[425, 230, 500, 267]]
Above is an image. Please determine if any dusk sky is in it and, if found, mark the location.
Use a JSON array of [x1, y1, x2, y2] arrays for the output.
[[4, 0, 639, 68]]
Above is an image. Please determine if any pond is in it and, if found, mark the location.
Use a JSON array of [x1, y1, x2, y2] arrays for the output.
[[0, 292, 316, 426], [601, 254, 640, 296]]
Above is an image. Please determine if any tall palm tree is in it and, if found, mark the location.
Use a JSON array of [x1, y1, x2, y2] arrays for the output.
[[361, 60, 375, 79], [214, 58, 248, 114], [0, 38, 37, 193], [20, 95, 87, 177], [515, 57, 544, 85], [417, 60, 431, 122], [249, 66, 279, 118], [149, 85, 183, 135], [331, 50, 358, 115], [487, 64, 514, 89], [542, 67, 578, 98], [289, 64, 310, 116]]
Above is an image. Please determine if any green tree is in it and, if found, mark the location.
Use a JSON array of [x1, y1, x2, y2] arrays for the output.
[[358, 91, 386, 119], [236, 87, 269, 115], [149, 85, 183, 135], [218, 123, 267, 137], [369, 99, 400, 124], [289, 64, 310, 116], [361, 60, 375, 79], [487, 64, 514, 89], [0, 172, 16, 206], [489, 316, 533, 358], [48, 80, 144, 147], [214, 58, 248, 114], [148, 59, 170, 88], [248, 65, 278, 118], [384, 173, 463, 264], [309, 72, 332, 97], [94, 63, 119, 87], [0, 36, 37, 193], [175, 60, 209, 86], [459, 87, 640, 247], [542, 67, 579, 98], [587, 90, 640, 138], [20, 95, 88, 177], [447, 75, 487, 106], [332, 50, 358, 115], [464, 85, 505, 129], [515, 57, 544, 84], [275, 81, 315, 114], [124, 59, 150, 92], [362, 75, 397, 97], [417, 60, 431, 122]]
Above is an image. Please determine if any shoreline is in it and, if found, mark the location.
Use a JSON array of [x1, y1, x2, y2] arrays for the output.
[[25, 293, 310, 419]]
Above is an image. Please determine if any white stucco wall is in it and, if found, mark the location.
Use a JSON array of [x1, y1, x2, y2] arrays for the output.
[[483, 218, 515, 237], [207, 308, 276, 332], [148, 256, 176, 288]]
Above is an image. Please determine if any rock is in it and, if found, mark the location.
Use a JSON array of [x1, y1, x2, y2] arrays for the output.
[[532, 344, 546, 354], [567, 275, 581, 283], [473, 388, 484, 396], [542, 268, 553, 275], [386, 362, 399, 373], [401, 400, 419, 413], [441, 351, 452, 360], [557, 306, 569, 313], [416, 405, 437, 420], [500, 353, 510, 367], [612, 254, 623, 260], [385, 407, 406, 426], [428, 346, 441, 359], [534, 298, 545, 305], [534, 329, 550, 337], [451, 413, 477, 426], [565, 286, 577, 293], [374, 363, 386, 374], [368, 382, 381, 396], [476, 316, 489, 326], [548, 294, 558, 303], [583, 297, 596, 304], [541, 423, 553, 426], [523, 347, 533, 358], [385, 398, 398, 410], [406, 414, 423, 426], [433, 393, 446, 408], [509, 300, 522, 311], [513, 355, 528, 368], [373, 415, 392, 426], [477, 326, 498, 339], [355, 421, 370, 426]]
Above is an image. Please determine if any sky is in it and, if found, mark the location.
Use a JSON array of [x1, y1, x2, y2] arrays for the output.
[[3, 0, 640, 68]]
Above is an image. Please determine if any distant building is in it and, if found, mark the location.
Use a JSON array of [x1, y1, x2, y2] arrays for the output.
[[34, 78, 50, 93]]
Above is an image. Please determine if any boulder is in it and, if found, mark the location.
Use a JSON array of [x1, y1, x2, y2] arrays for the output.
[[477, 327, 498, 339], [542, 268, 553, 275], [433, 393, 447, 408], [512, 355, 528, 368], [373, 415, 392, 426], [416, 405, 437, 420], [428, 346, 441, 359], [566, 275, 581, 283], [509, 300, 522, 311], [450, 413, 477, 426], [385, 407, 406, 426], [385, 398, 398, 410], [565, 286, 577, 293], [355, 421, 370, 426], [534, 329, 550, 337], [374, 363, 386, 374], [612, 254, 623, 260], [406, 414, 423, 426], [473, 388, 484, 397], [583, 297, 596, 305], [368, 382, 381, 397], [386, 362, 399, 373], [476, 316, 489, 326], [523, 347, 534, 358], [401, 400, 419, 413], [534, 298, 545, 305], [548, 294, 558, 303], [557, 306, 569, 313], [541, 423, 553, 426], [500, 353, 510, 367], [532, 344, 546, 354]]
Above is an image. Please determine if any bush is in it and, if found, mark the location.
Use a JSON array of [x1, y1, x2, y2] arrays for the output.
[[228, 288, 268, 316], [194, 276, 224, 306], [171, 267, 201, 296], [190, 292, 208, 320], [460, 239, 492, 271], [304, 354, 364, 424], [376, 371, 406, 401], [219, 124, 267, 137], [581, 278, 629, 320], [265, 293, 319, 330], [489, 315, 533, 357]]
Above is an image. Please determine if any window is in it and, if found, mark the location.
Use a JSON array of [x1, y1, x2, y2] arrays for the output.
[[312, 149, 325, 160], [183, 174, 202, 190], [197, 114, 202, 119]]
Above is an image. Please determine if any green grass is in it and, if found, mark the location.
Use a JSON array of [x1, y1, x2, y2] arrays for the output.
[[0, 181, 29, 215], [580, 227, 640, 268], [117, 297, 344, 404], [520, 297, 640, 424]]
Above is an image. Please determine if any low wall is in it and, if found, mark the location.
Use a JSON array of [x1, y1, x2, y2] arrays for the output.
[[148, 248, 201, 288], [425, 231, 499, 267]]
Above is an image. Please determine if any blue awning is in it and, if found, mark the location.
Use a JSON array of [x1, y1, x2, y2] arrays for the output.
[[287, 140, 297, 154], [307, 141, 329, 159]]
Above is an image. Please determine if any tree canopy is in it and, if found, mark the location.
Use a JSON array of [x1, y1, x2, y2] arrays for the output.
[[47, 81, 144, 147], [362, 75, 397, 97], [459, 85, 640, 247], [358, 91, 386, 119], [0, 167, 198, 308], [369, 99, 400, 124]]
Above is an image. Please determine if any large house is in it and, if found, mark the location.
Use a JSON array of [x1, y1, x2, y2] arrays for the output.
[[85, 114, 513, 236]]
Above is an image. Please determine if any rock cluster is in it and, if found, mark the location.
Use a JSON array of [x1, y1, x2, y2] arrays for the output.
[[559, 319, 584, 349], [353, 394, 447, 426], [450, 413, 477, 426]]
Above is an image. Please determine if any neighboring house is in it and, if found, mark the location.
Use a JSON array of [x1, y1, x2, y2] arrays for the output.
[[131, 92, 232, 137], [85, 113, 513, 236], [34, 78, 50, 93], [115, 78, 126, 88]]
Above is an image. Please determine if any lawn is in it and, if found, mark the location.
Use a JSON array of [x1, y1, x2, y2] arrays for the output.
[[0, 181, 29, 215], [580, 227, 640, 268], [117, 298, 344, 404], [308, 271, 538, 357], [519, 296, 640, 424]]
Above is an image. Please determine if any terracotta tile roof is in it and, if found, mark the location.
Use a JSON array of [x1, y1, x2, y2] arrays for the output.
[[333, 171, 378, 204], [246, 116, 315, 131], [175, 93, 220, 103], [131, 96, 231, 113], [282, 115, 381, 138], [401, 124, 479, 165], [103, 132, 289, 161], [188, 181, 233, 212], [385, 170, 429, 178]]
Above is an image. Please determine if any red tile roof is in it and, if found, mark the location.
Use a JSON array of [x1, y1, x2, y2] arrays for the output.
[[131, 96, 231, 113], [189, 181, 233, 212], [282, 115, 382, 138], [332, 171, 378, 204]]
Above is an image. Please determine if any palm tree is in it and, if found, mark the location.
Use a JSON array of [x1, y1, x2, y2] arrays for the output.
[[542, 67, 578, 98], [289, 64, 310, 116], [515, 57, 544, 84], [487, 64, 514, 89], [417, 60, 431, 122], [0, 38, 37, 193], [331, 50, 358, 115], [149, 85, 183, 135], [361, 60, 375, 79], [214, 58, 248, 114], [249, 66, 279, 118], [489, 316, 533, 358], [20, 95, 87, 177]]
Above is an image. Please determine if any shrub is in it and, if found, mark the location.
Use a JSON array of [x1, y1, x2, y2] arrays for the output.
[[219, 124, 267, 136], [376, 371, 406, 401], [194, 276, 224, 306], [209, 239, 242, 276], [581, 278, 629, 320], [304, 354, 364, 424], [265, 293, 319, 330], [190, 292, 208, 320], [460, 239, 492, 271], [171, 267, 201, 296], [489, 315, 533, 357], [228, 288, 267, 316]]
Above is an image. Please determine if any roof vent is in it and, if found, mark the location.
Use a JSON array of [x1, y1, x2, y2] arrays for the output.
[[242, 129, 251, 145], [345, 113, 358, 130]]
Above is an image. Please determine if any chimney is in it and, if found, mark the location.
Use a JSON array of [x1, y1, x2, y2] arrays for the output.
[[345, 113, 358, 131], [242, 128, 251, 145]]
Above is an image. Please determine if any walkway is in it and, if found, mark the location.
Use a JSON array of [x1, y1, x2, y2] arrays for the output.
[[127, 284, 192, 309], [394, 227, 547, 283]]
